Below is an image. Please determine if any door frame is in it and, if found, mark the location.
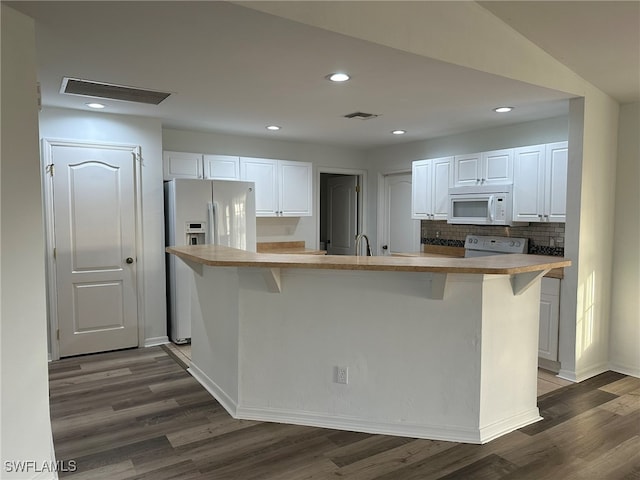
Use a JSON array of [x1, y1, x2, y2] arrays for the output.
[[42, 138, 145, 361], [377, 168, 420, 255], [316, 167, 367, 251]]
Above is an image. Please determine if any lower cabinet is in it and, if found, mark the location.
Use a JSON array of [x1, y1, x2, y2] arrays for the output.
[[539, 277, 560, 362]]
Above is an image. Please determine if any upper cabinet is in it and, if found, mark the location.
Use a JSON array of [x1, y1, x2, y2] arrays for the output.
[[240, 157, 312, 217], [163, 151, 241, 180], [411, 157, 452, 220], [452, 148, 513, 187], [163, 151, 204, 180], [513, 142, 567, 223], [203, 155, 240, 180]]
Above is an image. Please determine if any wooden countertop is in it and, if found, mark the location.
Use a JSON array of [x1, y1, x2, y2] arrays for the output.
[[394, 245, 564, 278], [256, 241, 326, 255], [167, 244, 571, 275]]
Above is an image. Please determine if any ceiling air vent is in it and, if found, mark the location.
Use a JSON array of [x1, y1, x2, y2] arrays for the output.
[[343, 111, 380, 120], [60, 77, 171, 105]]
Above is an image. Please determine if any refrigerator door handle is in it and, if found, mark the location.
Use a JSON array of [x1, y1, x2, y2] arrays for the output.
[[207, 201, 218, 245]]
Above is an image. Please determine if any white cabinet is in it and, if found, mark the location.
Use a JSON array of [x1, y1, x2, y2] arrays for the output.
[[240, 157, 312, 217], [539, 277, 560, 362], [163, 152, 241, 181], [203, 155, 240, 180], [513, 142, 567, 223], [411, 157, 452, 220], [163, 151, 203, 180], [452, 149, 513, 188]]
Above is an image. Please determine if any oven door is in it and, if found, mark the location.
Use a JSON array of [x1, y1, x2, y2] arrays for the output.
[[448, 194, 493, 224]]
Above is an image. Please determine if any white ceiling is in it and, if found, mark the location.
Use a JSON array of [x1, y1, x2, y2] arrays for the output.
[[10, 1, 637, 149], [480, 1, 640, 105]]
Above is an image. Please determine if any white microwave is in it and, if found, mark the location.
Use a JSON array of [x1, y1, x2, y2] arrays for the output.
[[448, 186, 515, 225]]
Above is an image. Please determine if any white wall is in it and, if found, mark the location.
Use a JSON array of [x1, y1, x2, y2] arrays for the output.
[[39, 108, 167, 346], [609, 102, 640, 376], [1, 5, 56, 477], [162, 128, 367, 248], [563, 94, 619, 381]]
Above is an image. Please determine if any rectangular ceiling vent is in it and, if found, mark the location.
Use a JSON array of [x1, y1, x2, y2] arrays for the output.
[[343, 111, 380, 120], [60, 77, 171, 105]]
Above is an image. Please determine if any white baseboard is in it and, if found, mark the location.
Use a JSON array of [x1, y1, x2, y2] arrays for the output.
[[144, 336, 169, 347], [559, 362, 609, 383], [609, 361, 640, 379], [478, 409, 542, 443], [234, 404, 531, 444], [188, 362, 238, 418]]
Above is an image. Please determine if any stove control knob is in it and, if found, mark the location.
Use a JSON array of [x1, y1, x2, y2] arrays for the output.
[[515, 241, 521, 247], [510, 241, 515, 247]]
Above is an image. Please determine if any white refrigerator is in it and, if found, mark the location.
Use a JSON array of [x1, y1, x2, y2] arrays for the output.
[[164, 178, 256, 343]]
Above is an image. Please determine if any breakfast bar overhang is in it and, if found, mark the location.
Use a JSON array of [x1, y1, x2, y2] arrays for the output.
[[167, 245, 570, 444]]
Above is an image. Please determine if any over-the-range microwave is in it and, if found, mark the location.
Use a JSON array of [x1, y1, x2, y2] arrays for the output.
[[448, 185, 518, 226]]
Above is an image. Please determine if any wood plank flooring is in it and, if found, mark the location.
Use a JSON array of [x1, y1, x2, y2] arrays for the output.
[[49, 346, 640, 479]]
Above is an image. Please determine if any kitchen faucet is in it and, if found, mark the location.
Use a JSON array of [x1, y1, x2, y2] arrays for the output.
[[355, 233, 372, 256]]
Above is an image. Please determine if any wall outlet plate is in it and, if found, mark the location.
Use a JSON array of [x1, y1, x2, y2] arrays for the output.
[[336, 366, 349, 384]]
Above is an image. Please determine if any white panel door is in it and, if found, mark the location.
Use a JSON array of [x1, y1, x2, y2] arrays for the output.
[[545, 142, 568, 222], [411, 160, 431, 219], [452, 153, 481, 187], [432, 157, 452, 220], [163, 151, 203, 180], [240, 157, 278, 216], [327, 175, 358, 255], [52, 144, 138, 357], [513, 145, 546, 222], [482, 148, 514, 185], [203, 154, 239, 180], [279, 160, 312, 216], [382, 173, 420, 255], [538, 278, 560, 361]]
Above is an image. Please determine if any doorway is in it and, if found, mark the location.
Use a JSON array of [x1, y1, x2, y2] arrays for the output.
[[319, 171, 364, 255], [379, 172, 421, 255], [42, 140, 143, 359]]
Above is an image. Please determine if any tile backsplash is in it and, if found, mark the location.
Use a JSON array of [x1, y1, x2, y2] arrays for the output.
[[421, 221, 565, 256]]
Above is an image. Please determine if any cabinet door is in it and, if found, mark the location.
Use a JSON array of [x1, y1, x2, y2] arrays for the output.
[[452, 153, 481, 187], [513, 145, 545, 222], [240, 157, 278, 216], [411, 159, 431, 219], [481, 148, 513, 185], [538, 278, 560, 361], [545, 142, 568, 223], [203, 155, 239, 180], [163, 151, 203, 180], [279, 160, 312, 216], [432, 157, 452, 220]]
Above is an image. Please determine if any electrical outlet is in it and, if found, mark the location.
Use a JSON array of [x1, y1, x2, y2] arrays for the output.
[[336, 366, 349, 384]]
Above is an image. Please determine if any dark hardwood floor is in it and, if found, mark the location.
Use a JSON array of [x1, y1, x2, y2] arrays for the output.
[[48, 346, 640, 479]]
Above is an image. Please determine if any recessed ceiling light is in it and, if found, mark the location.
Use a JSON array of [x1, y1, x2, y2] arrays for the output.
[[326, 72, 350, 82], [391, 130, 406, 135], [266, 125, 281, 131], [493, 106, 514, 113], [86, 102, 105, 109]]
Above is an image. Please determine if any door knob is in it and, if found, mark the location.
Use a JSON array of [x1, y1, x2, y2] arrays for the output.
[[126, 257, 134, 264], [382, 245, 388, 250]]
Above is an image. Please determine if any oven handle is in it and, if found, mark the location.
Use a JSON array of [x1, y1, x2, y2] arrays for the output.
[[488, 195, 495, 223]]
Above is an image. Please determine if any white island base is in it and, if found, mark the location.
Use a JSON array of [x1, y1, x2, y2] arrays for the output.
[[185, 263, 545, 444]]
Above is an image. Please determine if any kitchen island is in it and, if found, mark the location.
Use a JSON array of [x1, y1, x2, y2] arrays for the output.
[[167, 244, 570, 444]]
